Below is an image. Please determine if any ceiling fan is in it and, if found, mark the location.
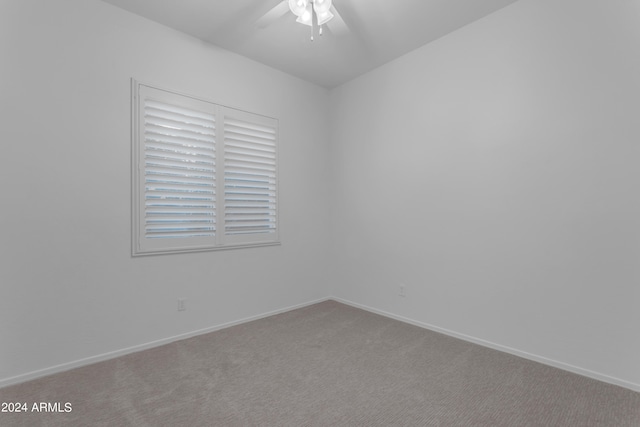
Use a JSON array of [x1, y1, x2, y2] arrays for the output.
[[256, 0, 350, 40]]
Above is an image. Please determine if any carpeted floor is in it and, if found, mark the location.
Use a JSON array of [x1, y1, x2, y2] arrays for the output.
[[1, 300, 639, 426]]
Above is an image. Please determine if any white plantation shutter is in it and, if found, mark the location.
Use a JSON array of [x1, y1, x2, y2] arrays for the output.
[[223, 108, 278, 245], [133, 82, 279, 255]]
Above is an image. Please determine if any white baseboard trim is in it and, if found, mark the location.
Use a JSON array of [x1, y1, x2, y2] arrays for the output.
[[0, 297, 331, 389], [331, 297, 640, 393]]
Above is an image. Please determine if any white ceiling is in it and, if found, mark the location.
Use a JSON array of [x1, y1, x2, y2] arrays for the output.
[[101, 0, 520, 88]]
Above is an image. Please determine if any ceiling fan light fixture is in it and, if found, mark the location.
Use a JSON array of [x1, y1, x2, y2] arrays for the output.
[[295, 2, 313, 26], [313, 0, 332, 14], [287, 0, 337, 38], [316, 10, 334, 26], [288, 0, 309, 17]]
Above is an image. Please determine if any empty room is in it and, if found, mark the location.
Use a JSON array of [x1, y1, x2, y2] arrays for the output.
[[1, 0, 639, 425]]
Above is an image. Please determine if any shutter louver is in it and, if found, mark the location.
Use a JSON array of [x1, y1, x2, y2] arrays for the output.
[[223, 114, 277, 239], [143, 99, 216, 240]]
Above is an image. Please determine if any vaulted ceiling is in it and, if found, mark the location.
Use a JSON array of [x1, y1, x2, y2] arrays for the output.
[[101, 0, 520, 88]]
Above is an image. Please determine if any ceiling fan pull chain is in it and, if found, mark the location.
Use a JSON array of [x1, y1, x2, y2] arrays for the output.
[[311, 2, 315, 41]]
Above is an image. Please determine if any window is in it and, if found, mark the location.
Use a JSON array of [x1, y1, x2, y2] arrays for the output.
[[132, 81, 279, 255]]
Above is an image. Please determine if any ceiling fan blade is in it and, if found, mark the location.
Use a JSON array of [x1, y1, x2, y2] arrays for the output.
[[255, 1, 290, 29], [326, 5, 350, 36]]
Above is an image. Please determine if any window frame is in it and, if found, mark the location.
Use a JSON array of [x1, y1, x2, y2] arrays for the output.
[[131, 80, 280, 256]]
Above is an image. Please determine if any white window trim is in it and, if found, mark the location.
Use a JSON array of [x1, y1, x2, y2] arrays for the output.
[[131, 80, 279, 256]]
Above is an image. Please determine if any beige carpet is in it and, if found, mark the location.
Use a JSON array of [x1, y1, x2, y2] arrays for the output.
[[1, 300, 639, 426]]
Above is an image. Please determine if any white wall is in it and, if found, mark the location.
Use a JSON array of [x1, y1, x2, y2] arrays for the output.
[[329, 0, 640, 390], [0, 0, 331, 384]]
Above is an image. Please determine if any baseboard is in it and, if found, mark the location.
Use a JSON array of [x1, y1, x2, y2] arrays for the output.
[[0, 297, 331, 389], [5, 296, 638, 393], [331, 297, 640, 393]]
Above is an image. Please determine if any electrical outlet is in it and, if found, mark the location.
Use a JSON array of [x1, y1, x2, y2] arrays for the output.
[[399, 284, 406, 297], [177, 298, 187, 311]]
